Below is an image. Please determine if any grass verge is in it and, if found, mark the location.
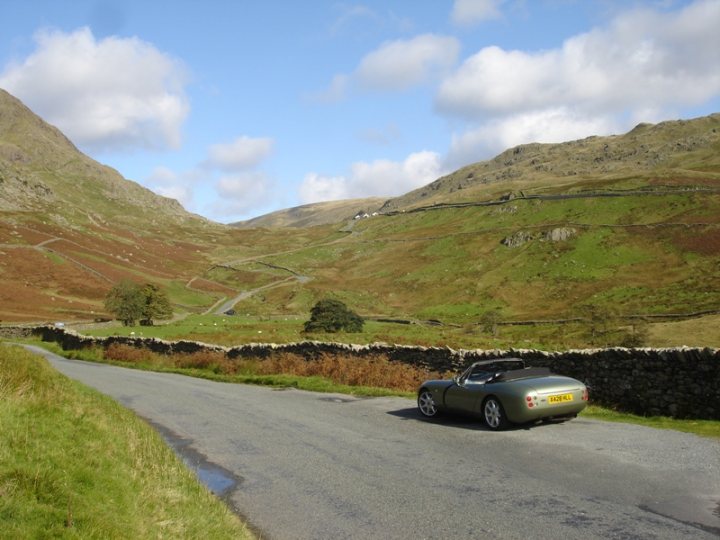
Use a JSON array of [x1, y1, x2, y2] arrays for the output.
[[579, 405, 720, 439], [0, 344, 252, 539]]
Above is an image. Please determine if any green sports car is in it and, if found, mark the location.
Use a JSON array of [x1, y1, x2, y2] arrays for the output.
[[417, 358, 589, 430]]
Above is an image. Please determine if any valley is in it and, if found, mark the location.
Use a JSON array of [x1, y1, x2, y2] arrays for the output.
[[1, 89, 719, 348]]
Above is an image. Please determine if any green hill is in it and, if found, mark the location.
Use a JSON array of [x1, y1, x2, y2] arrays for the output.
[[1, 89, 718, 347], [0, 89, 226, 321]]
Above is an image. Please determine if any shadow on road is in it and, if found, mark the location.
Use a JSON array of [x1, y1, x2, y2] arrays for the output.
[[387, 407, 490, 431], [387, 407, 557, 432]]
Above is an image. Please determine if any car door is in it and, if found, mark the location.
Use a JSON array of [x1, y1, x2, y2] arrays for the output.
[[444, 367, 491, 413]]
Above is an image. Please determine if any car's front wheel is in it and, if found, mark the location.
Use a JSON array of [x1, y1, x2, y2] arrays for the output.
[[483, 397, 508, 430], [418, 389, 438, 418]]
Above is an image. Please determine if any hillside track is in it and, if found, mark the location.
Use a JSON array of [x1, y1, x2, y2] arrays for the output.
[[384, 187, 720, 215], [30, 346, 720, 540]]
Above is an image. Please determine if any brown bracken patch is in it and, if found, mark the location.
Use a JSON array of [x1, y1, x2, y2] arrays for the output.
[[672, 227, 720, 255]]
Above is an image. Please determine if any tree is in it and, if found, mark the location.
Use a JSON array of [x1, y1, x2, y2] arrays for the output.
[[104, 280, 144, 326], [578, 304, 618, 346], [140, 283, 173, 326], [104, 281, 173, 326], [479, 308, 502, 336], [304, 299, 364, 333]]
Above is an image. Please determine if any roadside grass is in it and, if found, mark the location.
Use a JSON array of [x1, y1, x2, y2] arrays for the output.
[[580, 405, 720, 439], [0, 345, 252, 539], [23, 340, 720, 440]]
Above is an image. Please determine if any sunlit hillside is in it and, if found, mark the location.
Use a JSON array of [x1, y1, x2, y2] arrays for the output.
[[1, 89, 718, 347]]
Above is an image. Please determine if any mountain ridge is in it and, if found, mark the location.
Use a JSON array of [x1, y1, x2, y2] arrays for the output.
[[0, 88, 206, 228], [380, 114, 720, 213]]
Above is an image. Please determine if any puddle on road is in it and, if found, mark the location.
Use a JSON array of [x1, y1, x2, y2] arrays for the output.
[[144, 418, 269, 539], [145, 418, 241, 498]]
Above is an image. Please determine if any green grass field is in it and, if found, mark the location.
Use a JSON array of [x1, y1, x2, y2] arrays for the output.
[[186, 191, 720, 348], [0, 345, 252, 539]]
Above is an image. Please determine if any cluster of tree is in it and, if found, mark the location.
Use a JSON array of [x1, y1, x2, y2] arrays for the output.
[[104, 280, 173, 326], [304, 299, 364, 333]]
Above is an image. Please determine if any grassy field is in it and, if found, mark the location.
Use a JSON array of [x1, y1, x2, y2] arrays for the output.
[[186, 192, 720, 350], [78, 308, 720, 351], [0, 345, 252, 539]]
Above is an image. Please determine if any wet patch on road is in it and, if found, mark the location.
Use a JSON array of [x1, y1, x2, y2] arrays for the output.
[[144, 418, 241, 497], [143, 418, 270, 539]]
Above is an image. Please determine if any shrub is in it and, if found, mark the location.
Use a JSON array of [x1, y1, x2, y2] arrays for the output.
[[304, 299, 364, 333]]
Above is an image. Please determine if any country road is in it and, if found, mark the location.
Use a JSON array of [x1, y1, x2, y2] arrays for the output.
[[27, 346, 720, 540]]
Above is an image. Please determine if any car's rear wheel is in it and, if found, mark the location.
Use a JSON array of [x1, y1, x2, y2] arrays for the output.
[[418, 389, 438, 418], [483, 397, 508, 430]]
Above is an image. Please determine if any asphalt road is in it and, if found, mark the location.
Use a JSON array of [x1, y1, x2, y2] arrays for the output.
[[27, 346, 720, 540]]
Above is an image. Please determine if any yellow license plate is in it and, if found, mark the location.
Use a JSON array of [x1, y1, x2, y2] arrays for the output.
[[548, 393, 574, 404]]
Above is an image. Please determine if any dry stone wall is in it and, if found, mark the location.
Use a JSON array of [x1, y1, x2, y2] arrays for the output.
[[9, 326, 719, 420]]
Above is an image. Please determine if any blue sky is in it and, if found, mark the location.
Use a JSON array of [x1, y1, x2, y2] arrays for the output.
[[1, 0, 719, 223]]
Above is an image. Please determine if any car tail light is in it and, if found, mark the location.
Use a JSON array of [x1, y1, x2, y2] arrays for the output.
[[526, 395, 537, 408], [582, 388, 589, 401]]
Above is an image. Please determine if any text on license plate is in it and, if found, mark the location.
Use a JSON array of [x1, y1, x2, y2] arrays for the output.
[[548, 393, 574, 404]]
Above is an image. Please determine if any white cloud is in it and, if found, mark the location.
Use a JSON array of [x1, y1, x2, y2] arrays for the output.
[[437, 0, 720, 118], [211, 172, 278, 219], [206, 136, 274, 171], [445, 108, 620, 168], [299, 173, 350, 204], [145, 166, 197, 209], [436, 0, 720, 169], [309, 74, 349, 104], [0, 27, 188, 152], [451, 0, 504, 26], [330, 5, 380, 35], [299, 151, 443, 204], [356, 34, 460, 91], [316, 34, 459, 99]]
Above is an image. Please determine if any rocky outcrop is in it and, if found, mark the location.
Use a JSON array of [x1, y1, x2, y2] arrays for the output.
[[501, 227, 577, 247], [543, 227, 576, 242]]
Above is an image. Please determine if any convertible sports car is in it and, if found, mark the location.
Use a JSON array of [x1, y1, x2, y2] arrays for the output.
[[417, 358, 588, 430]]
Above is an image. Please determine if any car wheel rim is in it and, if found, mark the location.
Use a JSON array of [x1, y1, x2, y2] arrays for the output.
[[418, 391, 436, 417], [485, 400, 500, 428]]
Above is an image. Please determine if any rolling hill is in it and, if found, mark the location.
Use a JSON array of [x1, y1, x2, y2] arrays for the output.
[[233, 197, 387, 228], [0, 89, 228, 322], [380, 114, 720, 212], [1, 88, 718, 347]]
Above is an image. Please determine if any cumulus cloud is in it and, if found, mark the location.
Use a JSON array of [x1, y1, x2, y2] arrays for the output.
[[211, 172, 279, 219], [437, 0, 720, 168], [316, 34, 459, 99], [451, 0, 504, 26], [355, 34, 460, 91], [437, 1, 720, 118], [0, 27, 188, 152], [299, 151, 443, 204], [445, 108, 621, 168], [205, 136, 274, 171], [145, 166, 199, 209]]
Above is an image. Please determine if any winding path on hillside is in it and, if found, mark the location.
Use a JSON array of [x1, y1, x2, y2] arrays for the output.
[[32, 347, 720, 540]]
